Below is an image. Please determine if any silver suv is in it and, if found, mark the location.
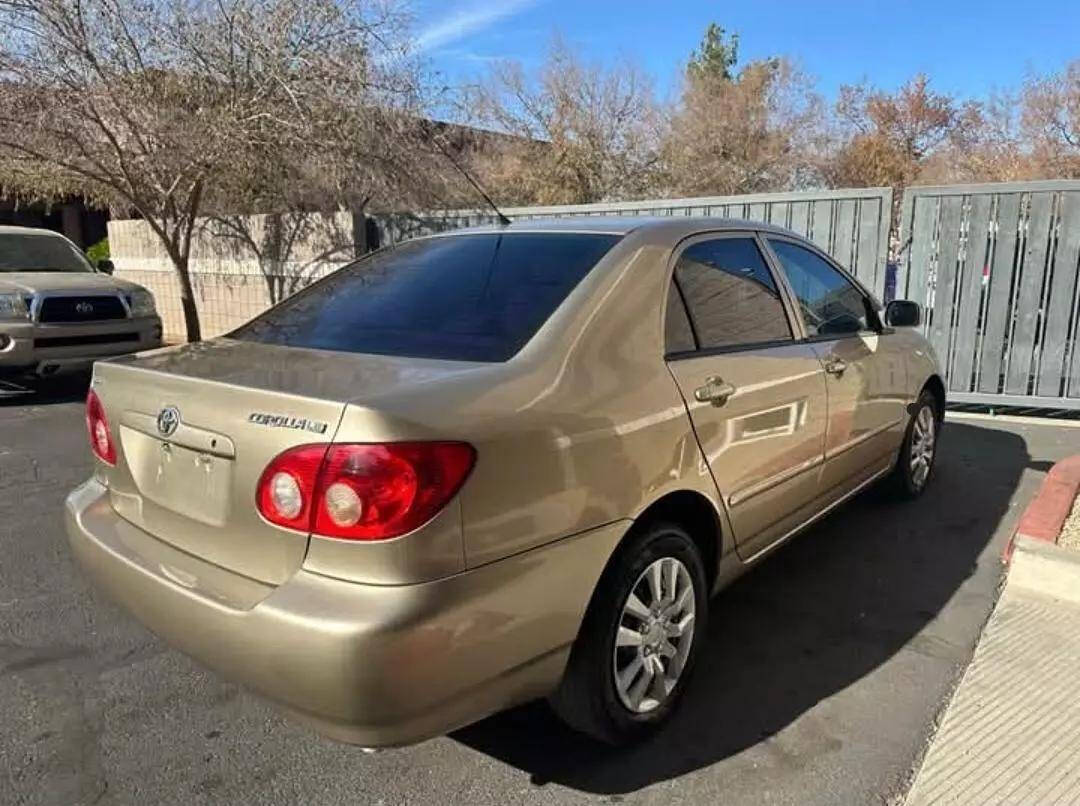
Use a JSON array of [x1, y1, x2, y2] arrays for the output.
[[0, 226, 162, 379]]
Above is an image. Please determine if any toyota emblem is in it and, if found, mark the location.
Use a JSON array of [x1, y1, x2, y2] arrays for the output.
[[75, 301, 94, 315], [156, 405, 181, 437]]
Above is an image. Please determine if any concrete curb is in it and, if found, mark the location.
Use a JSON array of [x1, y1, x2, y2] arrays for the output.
[[1003, 454, 1080, 563], [1008, 535, 1080, 605]]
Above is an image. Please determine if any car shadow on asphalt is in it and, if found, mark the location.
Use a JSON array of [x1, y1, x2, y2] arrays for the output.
[[0, 373, 90, 407], [452, 421, 1029, 794]]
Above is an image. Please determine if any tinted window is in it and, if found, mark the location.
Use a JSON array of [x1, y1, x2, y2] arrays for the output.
[[664, 284, 696, 353], [672, 238, 792, 350], [0, 233, 92, 273], [232, 232, 620, 362], [768, 240, 870, 336]]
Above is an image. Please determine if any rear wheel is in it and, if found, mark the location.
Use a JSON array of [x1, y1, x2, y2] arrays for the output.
[[889, 390, 939, 498], [549, 521, 708, 744]]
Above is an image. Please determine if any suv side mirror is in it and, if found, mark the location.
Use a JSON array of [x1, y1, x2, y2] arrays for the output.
[[885, 299, 921, 327], [97, 259, 115, 275]]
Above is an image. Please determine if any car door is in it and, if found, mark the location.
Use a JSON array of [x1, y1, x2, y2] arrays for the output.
[[664, 232, 830, 560], [763, 236, 908, 501]]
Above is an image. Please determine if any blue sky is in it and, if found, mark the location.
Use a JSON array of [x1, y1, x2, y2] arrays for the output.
[[413, 0, 1080, 101]]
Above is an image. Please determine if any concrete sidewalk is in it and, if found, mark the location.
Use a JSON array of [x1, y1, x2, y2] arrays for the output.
[[906, 537, 1080, 805]]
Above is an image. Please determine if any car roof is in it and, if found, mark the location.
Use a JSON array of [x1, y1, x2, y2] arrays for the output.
[[433, 215, 803, 240]]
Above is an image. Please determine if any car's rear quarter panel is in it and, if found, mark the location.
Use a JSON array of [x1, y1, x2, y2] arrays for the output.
[[298, 231, 725, 583], [420, 232, 729, 571]]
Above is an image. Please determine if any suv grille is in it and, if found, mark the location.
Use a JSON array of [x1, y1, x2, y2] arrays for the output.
[[34, 332, 139, 348], [38, 296, 127, 323]]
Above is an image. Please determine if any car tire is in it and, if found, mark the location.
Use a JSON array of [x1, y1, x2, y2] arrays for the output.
[[889, 389, 940, 499], [549, 520, 708, 744]]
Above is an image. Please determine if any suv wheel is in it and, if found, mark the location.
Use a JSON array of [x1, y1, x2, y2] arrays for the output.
[[550, 521, 708, 744]]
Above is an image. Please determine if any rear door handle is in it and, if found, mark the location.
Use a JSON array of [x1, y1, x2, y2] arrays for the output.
[[694, 376, 737, 406], [824, 358, 847, 377]]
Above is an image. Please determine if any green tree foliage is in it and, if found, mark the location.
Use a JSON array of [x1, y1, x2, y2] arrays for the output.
[[687, 23, 739, 81]]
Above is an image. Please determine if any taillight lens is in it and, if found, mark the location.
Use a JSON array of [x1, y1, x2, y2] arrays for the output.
[[85, 389, 116, 465], [255, 442, 475, 541], [255, 445, 328, 532]]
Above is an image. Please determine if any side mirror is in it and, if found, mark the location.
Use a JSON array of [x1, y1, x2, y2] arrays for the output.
[[885, 299, 921, 327], [97, 259, 115, 275]]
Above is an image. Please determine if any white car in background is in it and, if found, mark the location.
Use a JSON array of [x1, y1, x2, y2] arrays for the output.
[[0, 226, 161, 380]]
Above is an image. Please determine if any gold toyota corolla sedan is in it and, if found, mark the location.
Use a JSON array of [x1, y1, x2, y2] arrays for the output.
[[66, 217, 943, 746]]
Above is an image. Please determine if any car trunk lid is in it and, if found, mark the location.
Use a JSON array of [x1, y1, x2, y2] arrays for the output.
[[92, 340, 484, 585]]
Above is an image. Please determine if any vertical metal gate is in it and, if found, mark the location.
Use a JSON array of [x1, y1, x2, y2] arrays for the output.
[[899, 180, 1080, 409]]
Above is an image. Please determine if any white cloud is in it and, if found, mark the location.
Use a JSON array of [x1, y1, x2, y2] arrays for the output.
[[415, 0, 541, 53]]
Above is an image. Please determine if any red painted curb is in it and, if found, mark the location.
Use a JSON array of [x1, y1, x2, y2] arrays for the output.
[[1003, 454, 1080, 563]]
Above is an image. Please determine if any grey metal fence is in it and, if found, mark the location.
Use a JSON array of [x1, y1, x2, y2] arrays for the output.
[[373, 187, 895, 298], [111, 187, 894, 340], [898, 180, 1080, 409]]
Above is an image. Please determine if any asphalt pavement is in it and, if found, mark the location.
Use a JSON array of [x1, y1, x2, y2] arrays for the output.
[[3, 377, 1080, 806]]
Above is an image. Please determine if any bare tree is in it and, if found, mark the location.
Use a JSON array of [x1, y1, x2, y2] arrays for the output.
[[466, 38, 662, 205], [914, 91, 1035, 183], [202, 210, 356, 305], [821, 74, 981, 189], [0, 0, 429, 342], [1020, 60, 1080, 178], [661, 55, 824, 196]]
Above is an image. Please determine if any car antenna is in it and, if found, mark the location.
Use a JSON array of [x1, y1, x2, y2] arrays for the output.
[[426, 123, 512, 227]]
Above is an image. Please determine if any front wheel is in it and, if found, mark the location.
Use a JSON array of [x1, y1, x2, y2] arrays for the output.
[[889, 390, 940, 498], [549, 521, 708, 744]]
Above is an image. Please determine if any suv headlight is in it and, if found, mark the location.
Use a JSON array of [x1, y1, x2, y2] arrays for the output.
[[127, 288, 156, 317], [0, 293, 29, 320]]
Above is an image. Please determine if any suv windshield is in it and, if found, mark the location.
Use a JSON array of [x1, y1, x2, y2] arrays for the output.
[[0, 233, 94, 273], [232, 232, 622, 362]]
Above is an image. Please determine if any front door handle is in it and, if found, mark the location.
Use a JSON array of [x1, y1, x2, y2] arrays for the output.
[[694, 376, 737, 406], [824, 358, 848, 377]]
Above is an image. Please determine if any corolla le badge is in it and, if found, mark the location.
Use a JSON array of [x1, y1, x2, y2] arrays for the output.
[[248, 412, 329, 434], [156, 405, 181, 437]]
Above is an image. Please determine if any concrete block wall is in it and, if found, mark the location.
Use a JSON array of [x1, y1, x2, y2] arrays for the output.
[[108, 213, 357, 341]]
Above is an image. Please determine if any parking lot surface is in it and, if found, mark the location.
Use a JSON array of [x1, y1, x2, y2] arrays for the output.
[[3, 378, 1080, 806]]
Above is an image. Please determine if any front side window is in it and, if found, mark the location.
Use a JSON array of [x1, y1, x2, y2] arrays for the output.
[[671, 237, 792, 351], [768, 240, 871, 336], [0, 233, 93, 273], [232, 232, 621, 362]]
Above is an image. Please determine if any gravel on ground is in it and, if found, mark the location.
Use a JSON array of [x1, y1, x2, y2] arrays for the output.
[[1057, 491, 1080, 551]]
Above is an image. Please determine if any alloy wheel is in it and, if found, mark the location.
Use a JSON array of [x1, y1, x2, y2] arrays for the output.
[[910, 404, 936, 489], [613, 556, 696, 714]]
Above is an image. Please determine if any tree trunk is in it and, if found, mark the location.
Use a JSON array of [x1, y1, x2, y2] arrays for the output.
[[265, 213, 284, 305], [172, 253, 202, 343]]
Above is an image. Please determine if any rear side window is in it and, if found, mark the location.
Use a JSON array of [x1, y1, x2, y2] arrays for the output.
[[664, 285, 696, 354], [233, 232, 621, 362], [672, 237, 792, 351]]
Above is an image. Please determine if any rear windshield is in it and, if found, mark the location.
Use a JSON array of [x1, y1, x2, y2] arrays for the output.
[[0, 233, 93, 273], [231, 232, 621, 362]]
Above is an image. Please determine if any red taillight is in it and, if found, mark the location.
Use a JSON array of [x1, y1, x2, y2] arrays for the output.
[[85, 389, 116, 466], [255, 444, 328, 532], [255, 442, 475, 541]]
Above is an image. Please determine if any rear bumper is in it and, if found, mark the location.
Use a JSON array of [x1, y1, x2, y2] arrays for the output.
[[65, 479, 624, 746], [0, 316, 162, 374]]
